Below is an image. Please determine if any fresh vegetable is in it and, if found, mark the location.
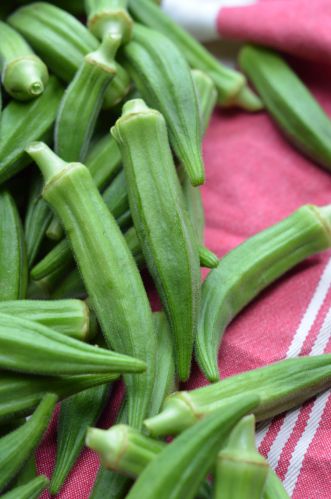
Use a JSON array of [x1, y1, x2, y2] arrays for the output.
[[0, 475, 49, 499], [85, 0, 133, 43]]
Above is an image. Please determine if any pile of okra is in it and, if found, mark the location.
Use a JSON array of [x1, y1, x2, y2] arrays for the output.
[[1, 0, 331, 498]]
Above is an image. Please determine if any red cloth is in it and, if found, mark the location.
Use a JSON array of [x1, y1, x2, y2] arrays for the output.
[[218, 0, 331, 64], [37, 19, 331, 499]]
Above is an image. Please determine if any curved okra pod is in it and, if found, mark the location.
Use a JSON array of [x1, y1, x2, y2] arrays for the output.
[[123, 25, 205, 186], [0, 371, 118, 423], [125, 396, 259, 499], [0, 313, 145, 376], [0, 190, 27, 300], [0, 21, 48, 100], [24, 174, 52, 267], [50, 383, 110, 495], [239, 45, 331, 171], [0, 299, 94, 341], [112, 100, 200, 380], [55, 34, 120, 162], [144, 354, 331, 437], [0, 393, 56, 492], [26, 142, 155, 429], [86, 0, 133, 43], [0, 76, 63, 184], [128, 0, 262, 110], [8, 3, 131, 108], [214, 415, 268, 499], [0, 475, 49, 499], [263, 469, 290, 499], [197, 204, 331, 381]]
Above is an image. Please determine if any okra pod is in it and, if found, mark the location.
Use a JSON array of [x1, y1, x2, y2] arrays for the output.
[[0, 371, 118, 422], [197, 204, 331, 381], [124, 396, 259, 499], [0, 313, 145, 376], [8, 3, 131, 108], [199, 246, 219, 269], [239, 44, 331, 171], [0, 190, 27, 300], [123, 25, 205, 186], [85, 133, 122, 191], [27, 142, 155, 429], [51, 268, 86, 300], [192, 69, 217, 134], [214, 415, 268, 499], [24, 174, 52, 267], [0, 76, 63, 184], [0, 299, 93, 341], [0, 475, 49, 499], [144, 354, 331, 437], [50, 383, 110, 494], [128, 0, 262, 110], [0, 21, 48, 100], [86, 0, 133, 43], [112, 100, 200, 380], [13, 453, 37, 487], [0, 394, 56, 492], [55, 34, 120, 162], [263, 470, 290, 499]]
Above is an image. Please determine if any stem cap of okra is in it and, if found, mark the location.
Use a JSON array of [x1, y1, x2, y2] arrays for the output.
[[88, 8, 133, 43], [3, 55, 49, 101]]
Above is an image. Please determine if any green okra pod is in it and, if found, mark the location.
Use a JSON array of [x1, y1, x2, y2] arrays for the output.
[[263, 470, 290, 499], [0, 76, 63, 184], [85, 133, 122, 191], [197, 204, 331, 381], [192, 69, 218, 134], [51, 268, 86, 300], [0, 21, 48, 100], [24, 174, 52, 267], [27, 142, 155, 429], [55, 34, 120, 162], [214, 415, 268, 499], [0, 313, 145, 376], [0, 393, 56, 492], [86, 0, 133, 43], [125, 396, 259, 499], [144, 354, 331, 437], [0, 299, 93, 341], [0, 190, 27, 300], [50, 383, 110, 495], [0, 371, 118, 422], [128, 0, 262, 110], [112, 100, 200, 380], [239, 45, 331, 171], [199, 246, 219, 269], [13, 453, 37, 487], [122, 25, 205, 186], [8, 3, 131, 108], [0, 475, 49, 499]]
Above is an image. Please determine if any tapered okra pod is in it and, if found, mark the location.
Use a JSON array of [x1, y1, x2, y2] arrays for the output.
[[0, 76, 63, 184], [197, 204, 331, 381], [0, 371, 118, 422], [113, 100, 200, 380], [50, 384, 110, 494], [0, 190, 27, 300], [192, 69, 218, 134], [125, 396, 259, 499], [0, 299, 93, 340], [85, 134, 122, 191], [214, 415, 268, 499], [0, 475, 49, 499], [263, 470, 290, 499], [239, 45, 331, 171], [85, 0, 133, 43], [0, 394, 56, 492], [24, 174, 52, 266], [144, 354, 331, 437], [55, 35, 120, 162], [0, 21, 48, 100], [0, 313, 145, 376], [128, 0, 262, 110], [27, 142, 155, 429], [8, 3, 131, 108], [123, 25, 205, 186]]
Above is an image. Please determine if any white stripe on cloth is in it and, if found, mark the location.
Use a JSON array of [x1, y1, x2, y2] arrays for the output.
[[256, 256, 331, 493], [256, 256, 331, 449], [162, 0, 257, 41]]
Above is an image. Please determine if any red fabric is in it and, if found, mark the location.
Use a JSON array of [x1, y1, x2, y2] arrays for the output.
[[37, 49, 331, 499], [218, 0, 331, 64]]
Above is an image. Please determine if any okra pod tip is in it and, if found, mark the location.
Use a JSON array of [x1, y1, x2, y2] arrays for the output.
[[4, 55, 49, 101]]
